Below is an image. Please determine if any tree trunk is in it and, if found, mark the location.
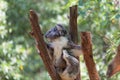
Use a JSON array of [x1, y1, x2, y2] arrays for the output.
[[69, 5, 81, 80], [29, 10, 61, 80], [81, 32, 100, 80]]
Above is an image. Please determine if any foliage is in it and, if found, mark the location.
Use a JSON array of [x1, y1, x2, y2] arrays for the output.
[[0, 0, 66, 80], [77, 0, 120, 79], [0, 0, 120, 80]]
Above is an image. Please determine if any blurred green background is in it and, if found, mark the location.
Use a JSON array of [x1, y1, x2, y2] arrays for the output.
[[0, 0, 120, 80]]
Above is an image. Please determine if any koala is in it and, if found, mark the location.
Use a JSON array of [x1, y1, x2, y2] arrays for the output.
[[45, 24, 82, 80], [45, 24, 82, 60], [57, 50, 79, 80]]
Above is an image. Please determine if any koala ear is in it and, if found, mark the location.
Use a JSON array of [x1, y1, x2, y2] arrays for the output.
[[56, 24, 63, 31]]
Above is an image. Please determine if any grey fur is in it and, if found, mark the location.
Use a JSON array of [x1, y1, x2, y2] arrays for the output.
[[45, 24, 82, 80]]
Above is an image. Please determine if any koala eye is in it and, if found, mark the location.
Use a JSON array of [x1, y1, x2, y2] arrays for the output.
[[63, 30, 67, 34], [61, 30, 67, 36]]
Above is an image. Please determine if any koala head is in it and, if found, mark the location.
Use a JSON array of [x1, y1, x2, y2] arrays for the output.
[[45, 24, 67, 41]]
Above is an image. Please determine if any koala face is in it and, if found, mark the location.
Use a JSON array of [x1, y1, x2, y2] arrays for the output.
[[45, 24, 67, 41]]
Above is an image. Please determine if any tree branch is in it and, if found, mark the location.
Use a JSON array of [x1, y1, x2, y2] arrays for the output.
[[69, 5, 81, 80], [80, 32, 100, 80], [107, 44, 120, 78], [29, 10, 61, 80], [69, 5, 78, 44]]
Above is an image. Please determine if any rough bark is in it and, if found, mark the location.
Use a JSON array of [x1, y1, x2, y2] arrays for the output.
[[80, 32, 100, 80], [69, 5, 81, 80], [69, 5, 78, 44], [29, 10, 61, 80]]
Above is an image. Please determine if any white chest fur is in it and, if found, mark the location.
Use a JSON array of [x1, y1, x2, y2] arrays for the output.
[[52, 36, 68, 60]]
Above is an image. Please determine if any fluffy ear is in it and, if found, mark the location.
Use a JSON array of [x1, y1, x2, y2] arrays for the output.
[[56, 24, 67, 36], [56, 24, 64, 31]]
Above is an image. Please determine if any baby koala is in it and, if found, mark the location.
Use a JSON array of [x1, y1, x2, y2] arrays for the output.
[[58, 50, 79, 80]]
